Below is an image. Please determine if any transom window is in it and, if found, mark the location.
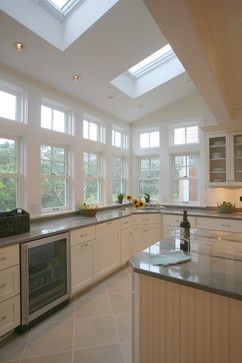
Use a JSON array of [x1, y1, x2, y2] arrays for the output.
[[173, 125, 199, 145], [112, 157, 127, 201], [112, 128, 128, 149], [0, 81, 25, 122], [83, 118, 105, 143], [82, 152, 101, 204], [139, 131, 159, 148], [40, 145, 69, 211], [172, 153, 199, 204], [138, 156, 160, 201], [41, 103, 70, 133], [0, 137, 21, 211]]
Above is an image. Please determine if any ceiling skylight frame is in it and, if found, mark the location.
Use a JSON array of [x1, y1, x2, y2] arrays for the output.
[[38, 0, 86, 21], [126, 44, 175, 80]]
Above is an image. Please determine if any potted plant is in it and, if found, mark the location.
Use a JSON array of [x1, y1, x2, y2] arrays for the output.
[[117, 193, 124, 204], [143, 192, 150, 204], [217, 201, 235, 213]]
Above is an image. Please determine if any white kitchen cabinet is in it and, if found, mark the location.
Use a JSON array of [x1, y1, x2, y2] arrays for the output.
[[131, 213, 162, 252], [162, 214, 196, 239], [207, 131, 242, 186], [120, 217, 132, 263], [0, 265, 20, 303], [196, 216, 242, 233], [71, 240, 94, 294], [0, 295, 20, 337], [93, 220, 120, 278]]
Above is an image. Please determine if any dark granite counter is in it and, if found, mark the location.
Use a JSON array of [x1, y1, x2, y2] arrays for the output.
[[130, 228, 242, 300], [1, 205, 242, 249]]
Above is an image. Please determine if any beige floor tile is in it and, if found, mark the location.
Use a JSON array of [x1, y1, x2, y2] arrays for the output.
[[82, 281, 107, 297], [21, 351, 72, 363], [74, 315, 118, 349], [47, 301, 75, 322], [23, 319, 73, 359], [75, 294, 111, 318], [114, 312, 132, 342], [0, 333, 29, 362], [121, 341, 132, 363], [106, 275, 132, 294], [109, 293, 132, 313], [73, 344, 123, 363]]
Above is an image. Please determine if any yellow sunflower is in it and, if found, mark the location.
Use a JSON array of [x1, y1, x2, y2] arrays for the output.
[[126, 194, 133, 201]]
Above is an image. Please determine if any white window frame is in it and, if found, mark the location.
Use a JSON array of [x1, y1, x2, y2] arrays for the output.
[[112, 127, 128, 149], [170, 122, 200, 146], [40, 143, 71, 213], [41, 98, 72, 134], [38, 0, 86, 21], [0, 80, 26, 123], [112, 156, 127, 201], [137, 155, 160, 201], [0, 135, 23, 210], [82, 151, 102, 204], [171, 152, 200, 205], [137, 128, 160, 149], [83, 115, 105, 144]]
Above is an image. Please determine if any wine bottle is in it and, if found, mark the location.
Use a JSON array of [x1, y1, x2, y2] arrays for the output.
[[180, 210, 190, 239]]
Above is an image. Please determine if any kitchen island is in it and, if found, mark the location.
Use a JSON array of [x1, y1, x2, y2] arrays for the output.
[[130, 229, 242, 363]]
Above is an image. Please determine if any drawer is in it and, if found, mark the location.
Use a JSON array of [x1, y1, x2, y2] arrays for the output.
[[196, 217, 242, 233], [70, 226, 96, 247], [120, 217, 131, 229], [0, 245, 19, 271], [163, 214, 196, 228], [132, 214, 161, 225], [0, 266, 20, 303], [0, 295, 20, 337]]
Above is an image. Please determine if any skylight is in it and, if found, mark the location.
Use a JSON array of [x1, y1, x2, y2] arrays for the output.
[[42, 0, 86, 18], [127, 44, 173, 79], [50, 0, 69, 9]]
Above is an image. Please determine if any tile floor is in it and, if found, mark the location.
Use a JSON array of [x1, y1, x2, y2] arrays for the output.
[[0, 265, 133, 363]]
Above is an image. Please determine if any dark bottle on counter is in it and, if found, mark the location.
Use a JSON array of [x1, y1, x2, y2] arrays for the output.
[[180, 209, 190, 241]]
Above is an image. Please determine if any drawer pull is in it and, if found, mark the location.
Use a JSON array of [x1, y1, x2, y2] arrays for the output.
[[80, 243, 88, 248], [80, 233, 88, 237], [123, 221, 129, 224], [0, 283, 6, 289], [0, 257, 6, 261], [0, 315, 6, 321], [107, 222, 113, 225], [221, 223, 231, 228]]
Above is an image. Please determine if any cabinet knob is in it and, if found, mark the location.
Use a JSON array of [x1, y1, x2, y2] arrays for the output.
[[0, 283, 6, 289], [0, 315, 6, 321], [0, 257, 6, 261]]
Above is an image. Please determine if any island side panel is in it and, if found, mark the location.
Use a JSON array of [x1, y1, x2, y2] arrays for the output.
[[134, 273, 242, 363]]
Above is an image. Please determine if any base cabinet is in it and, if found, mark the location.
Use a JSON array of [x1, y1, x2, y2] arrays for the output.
[[71, 240, 94, 294], [0, 295, 20, 337], [94, 221, 120, 278], [120, 226, 132, 263]]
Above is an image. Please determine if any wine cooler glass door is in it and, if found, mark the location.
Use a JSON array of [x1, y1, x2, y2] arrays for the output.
[[22, 233, 70, 324]]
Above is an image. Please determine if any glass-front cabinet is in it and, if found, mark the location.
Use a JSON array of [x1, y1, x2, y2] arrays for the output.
[[207, 132, 242, 186]]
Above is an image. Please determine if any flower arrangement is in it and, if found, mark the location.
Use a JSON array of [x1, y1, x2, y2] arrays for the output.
[[126, 194, 145, 208]]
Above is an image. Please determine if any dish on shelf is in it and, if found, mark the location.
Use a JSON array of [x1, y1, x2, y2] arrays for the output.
[[211, 178, 225, 182], [211, 140, 225, 146], [213, 168, 225, 172], [211, 152, 225, 159]]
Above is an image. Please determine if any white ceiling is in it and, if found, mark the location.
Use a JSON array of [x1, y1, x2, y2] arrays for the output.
[[0, 0, 197, 123]]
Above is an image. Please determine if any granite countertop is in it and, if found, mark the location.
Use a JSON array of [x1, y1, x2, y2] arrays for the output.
[[130, 228, 242, 301], [1, 205, 242, 248]]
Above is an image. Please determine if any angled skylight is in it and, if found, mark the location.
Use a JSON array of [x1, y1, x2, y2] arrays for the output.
[[40, 0, 86, 18], [127, 44, 173, 79]]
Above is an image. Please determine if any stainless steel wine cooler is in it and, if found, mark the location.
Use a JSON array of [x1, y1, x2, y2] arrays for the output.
[[20, 233, 70, 328]]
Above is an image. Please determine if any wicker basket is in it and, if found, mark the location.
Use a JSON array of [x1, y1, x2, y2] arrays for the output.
[[80, 208, 98, 217], [0, 208, 30, 237]]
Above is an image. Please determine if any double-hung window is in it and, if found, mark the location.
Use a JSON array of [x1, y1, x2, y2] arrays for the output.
[[112, 157, 127, 201], [41, 102, 71, 133], [83, 117, 105, 143], [82, 152, 101, 204], [0, 137, 21, 211], [138, 156, 160, 200], [0, 81, 25, 122], [172, 153, 199, 204], [112, 128, 128, 149], [139, 130, 159, 148], [172, 125, 199, 145], [40, 144, 69, 211]]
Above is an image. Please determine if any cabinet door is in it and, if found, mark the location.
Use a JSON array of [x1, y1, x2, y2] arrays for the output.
[[94, 221, 119, 278], [71, 241, 93, 294], [120, 227, 132, 264], [0, 295, 20, 337], [146, 224, 162, 249], [207, 134, 229, 185], [132, 225, 146, 254], [231, 133, 242, 185]]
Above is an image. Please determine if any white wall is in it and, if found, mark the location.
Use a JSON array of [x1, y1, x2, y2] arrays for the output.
[[131, 93, 242, 207], [0, 64, 130, 216]]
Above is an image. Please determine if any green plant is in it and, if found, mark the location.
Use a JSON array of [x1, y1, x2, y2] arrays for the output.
[[143, 192, 150, 203], [117, 193, 124, 204], [217, 201, 235, 208]]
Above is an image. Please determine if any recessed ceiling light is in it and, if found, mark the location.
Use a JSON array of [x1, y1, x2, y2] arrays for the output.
[[72, 74, 81, 81], [137, 104, 144, 109], [107, 96, 115, 102], [14, 41, 25, 53]]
